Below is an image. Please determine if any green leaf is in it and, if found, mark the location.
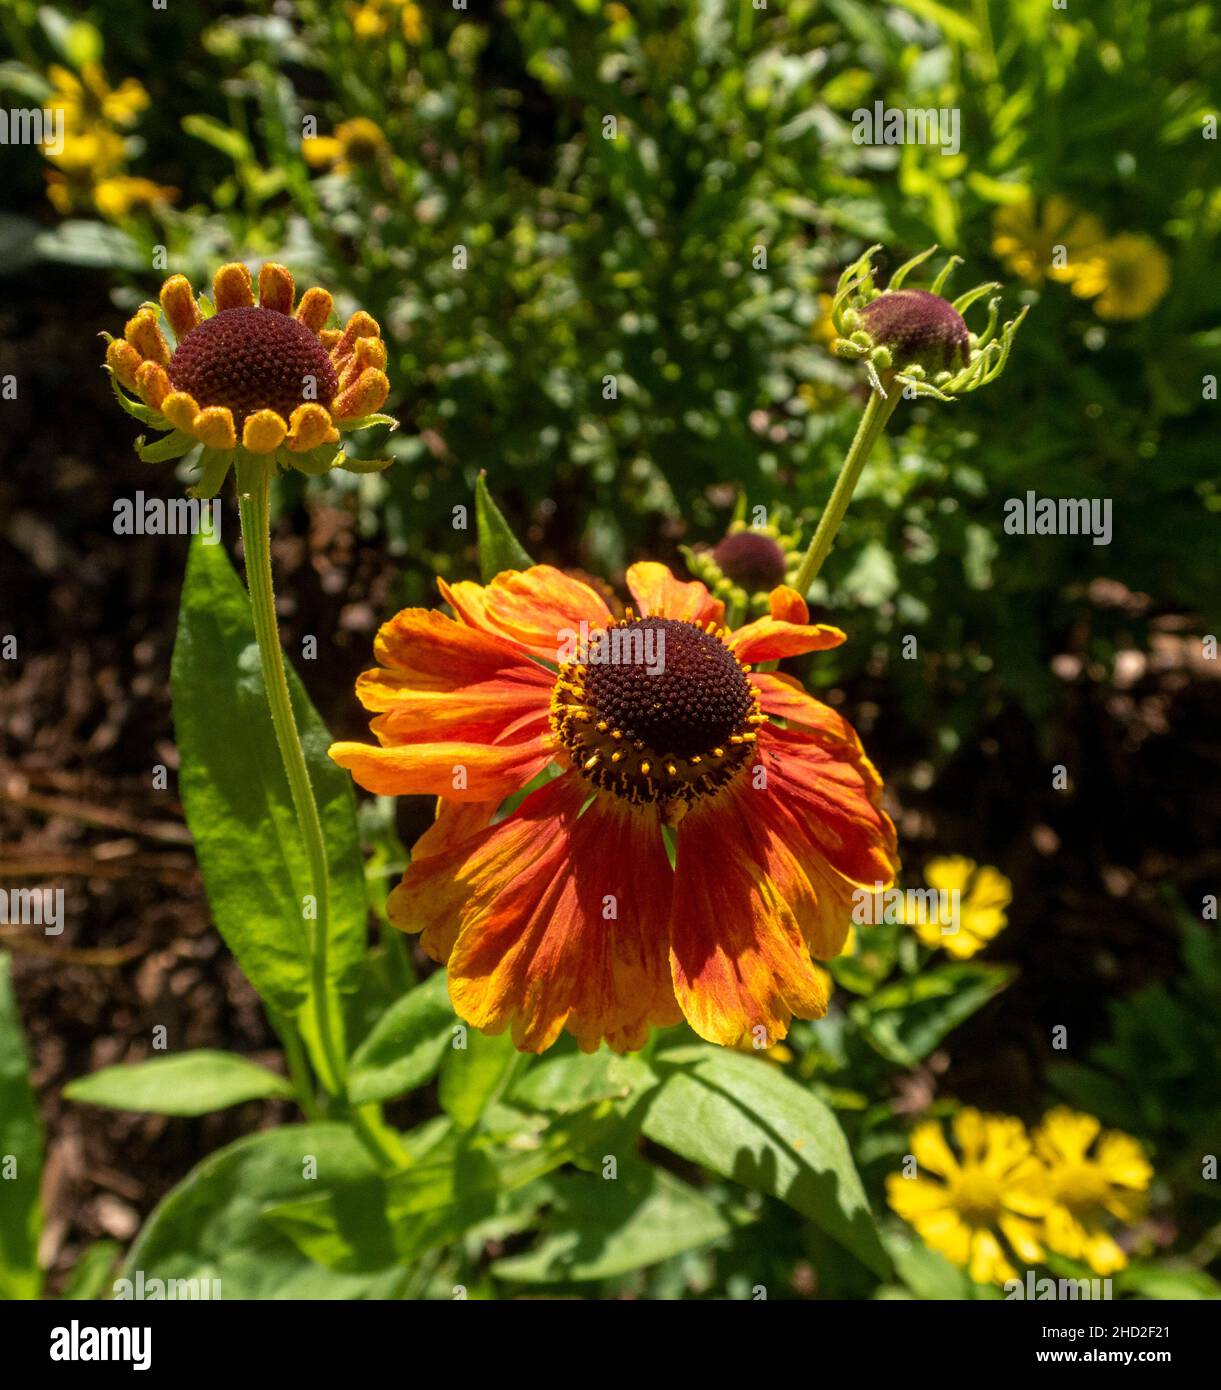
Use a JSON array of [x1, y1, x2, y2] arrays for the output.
[[348, 971, 454, 1105], [269, 1109, 611, 1273], [170, 536, 368, 1016], [64, 1051, 292, 1117], [181, 113, 253, 166], [475, 471, 533, 581], [508, 1047, 656, 1115], [641, 1045, 888, 1277], [135, 429, 196, 464], [1116, 1262, 1221, 1301], [0, 955, 43, 1299], [855, 963, 1013, 1068], [120, 1124, 409, 1298], [439, 1026, 523, 1129], [31, 220, 145, 272], [62, 1241, 121, 1300], [493, 1164, 744, 1283]]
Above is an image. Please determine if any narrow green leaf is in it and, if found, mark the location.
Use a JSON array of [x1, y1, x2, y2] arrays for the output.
[[439, 1027, 522, 1129], [0, 955, 43, 1299], [475, 472, 533, 582], [348, 971, 454, 1105], [62, 1241, 121, 1300], [64, 1051, 292, 1117], [170, 536, 368, 1015], [642, 1045, 889, 1277]]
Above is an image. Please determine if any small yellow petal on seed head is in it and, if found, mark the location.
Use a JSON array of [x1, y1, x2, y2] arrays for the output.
[[162, 391, 201, 433], [286, 403, 339, 453], [213, 261, 254, 311], [295, 286, 334, 334], [319, 328, 342, 351], [242, 408, 288, 454], [124, 308, 170, 366], [332, 367, 389, 420], [159, 274, 201, 340], [193, 406, 236, 450], [134, 360, 171, 409], [106, 338, 142, 390], [258, 262, 295, 315]]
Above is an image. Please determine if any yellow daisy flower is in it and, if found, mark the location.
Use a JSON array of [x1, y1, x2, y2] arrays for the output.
[[1031, 1108, 1153, 1275], [991, 195, 1105, 287], [907, 856, 1011, 959], [887, 1109, 1049, 1286], [302, 118, 388, 174], [1067, 234, 1171, 321], [103, 262, 394, 494], [46, 62, 149, 131]]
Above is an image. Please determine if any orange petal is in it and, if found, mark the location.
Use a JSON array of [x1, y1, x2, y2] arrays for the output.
[[332, 367, 389, 420], [213, 261, 254, 311], [338, 334, 389, 390], [106, 338, 142, 390], [124, 309, 170, 366], [439, 565, 613, 664], [134, 360, 170, 409], [193, 406, 236, 450], [358, 606, 554, 739], [295, 286, 334, 334], [331, 309, 381, 363], [286, 403, 339, 453], [398, 774, 679, 1053], [258, 261, 295, 314], [669, 779, 830, 1048], [319, 328, 343, 351], [159, 274, 201, 340], [625, 561, 724, 626], [728, 608, 845, 662], [242, 409, 287, 454], [328, 732, 552, 804], [161, 390, 201, 433]]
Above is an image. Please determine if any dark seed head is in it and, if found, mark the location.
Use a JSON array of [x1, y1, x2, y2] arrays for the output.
[[712, 532, 788, 592], [583, 617, 753, 758], [860, 289, 970, 374], [168, 305, 337, 424]]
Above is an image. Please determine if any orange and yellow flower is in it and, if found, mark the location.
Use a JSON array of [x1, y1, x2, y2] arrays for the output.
[[103, 262, 393, 488], [330, 563, 898, 1053]]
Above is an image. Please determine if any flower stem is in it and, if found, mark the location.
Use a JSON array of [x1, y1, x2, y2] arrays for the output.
[[235, 458, 347, 1101], [792, 387, 902, 597]]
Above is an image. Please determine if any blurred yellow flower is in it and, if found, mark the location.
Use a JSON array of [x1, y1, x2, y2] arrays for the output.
[[348, 0, 420, 41], [1068, 234, 1171, 320], [907, 856, 1011, 959], [1032, 1108, 1153, 1275], [400, 2, 423, 43], [991, 195, 1105, 287], [303, 118, 388, 173], [46, 62, 149, 131], [811, 291, 838, 350], [92, 175, 178, 218], [886, 1109, 1048, 1285]]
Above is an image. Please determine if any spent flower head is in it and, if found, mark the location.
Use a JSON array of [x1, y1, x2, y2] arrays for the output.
[[831, 243, 1028, 402], [103, 262, 396, 497]]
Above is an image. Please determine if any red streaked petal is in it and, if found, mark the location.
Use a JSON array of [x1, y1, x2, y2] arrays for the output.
[[440, 565, 612, 663], [753, 722, 897, 890], [669, 781, 830, 1048], [392, 774, 680, 1052], [751, 672, 865, 755], [625, 562, 724, 626]]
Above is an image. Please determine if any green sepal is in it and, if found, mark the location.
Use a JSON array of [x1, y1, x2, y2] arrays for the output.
[[337, 454, 394, 474], [287, 443, 346, 476], [188, 448, 235, 500], [104, 366, 164, 426], [336, 412, 398, 433], [136, 429, 197, 463]]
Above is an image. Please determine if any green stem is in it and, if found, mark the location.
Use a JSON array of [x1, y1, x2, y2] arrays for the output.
[[792, 387, 902, 596], [235, 459, 346, 1100]]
